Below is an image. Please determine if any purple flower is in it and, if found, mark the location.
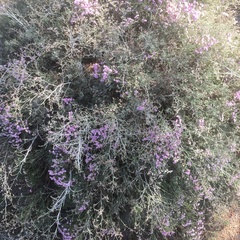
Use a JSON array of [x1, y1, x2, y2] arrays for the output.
[[198, 118, 205, 129], [137, 105, 145, 111], [161, 230, 174, 237], [85, 153, 94, 164], [79, 201, 88, 212], [68, 111, 73, 121], [74, 0, 99, 16], [58, 225, 75, 240], [195, 34, 218, 54], [226, 101, 235, 107], [137, 100, 147, 111], [232, 110, 237, 123], [88, 163, 96, 172], [93, 63, 100, 78], [183, 220, 192, 227], [62, 98, 73, 104], [100, 65, 112, 82], [0, 104, 30, 147], [90, 125, 109, 148], [48, 146, 72, 188], [234, 90, 240, 101]]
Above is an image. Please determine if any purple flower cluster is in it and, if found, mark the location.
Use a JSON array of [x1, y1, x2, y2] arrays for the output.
[[175, 185, 206, 239], [92, 63, 119, 83], [58, 225, 75, 240], [198, 118, 205, 130], [180, 0, 202, 21], [93, 63, 101, 79], [195, 34, 218, 54], [62, 98, 73, 105], [78, 200, 89, 212], [82, 124, 110, 181], [157, 215, 175, 238], [185, 211, 205, 240], [101, 228, 119, 238], [64, 125, 78, 143], [0, 104, 30, 147], [160, 229, 175, 238], [90, 124, 109, 148], [74, 0, 99, 16], [180, 165, 207, 239], [83, 152, 96, 181], [68, 111, 74, 122], [143, 116, 183, 168], [180, 205, 206, 238], [165, 0, 202, 24], [48, 146, 72, 188], [234, 90, 240, 101], [101, 65, 113, 82], [137, 100, 147, 111]]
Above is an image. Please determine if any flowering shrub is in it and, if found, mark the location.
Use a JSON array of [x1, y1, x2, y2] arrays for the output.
[[0, 0, 239, 239]]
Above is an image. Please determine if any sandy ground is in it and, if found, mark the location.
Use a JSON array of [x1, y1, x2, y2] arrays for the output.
[[208, 185, 240, 240], [210, 203, 240, 240]]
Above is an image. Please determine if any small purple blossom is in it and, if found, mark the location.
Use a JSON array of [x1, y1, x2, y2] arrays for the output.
[[79, 205, 87, 211], [134, 90, 139, 96], [137, 100, 147, 111], [101, 228, 118, 237], [161, 230, 174, 237], [0, 104, 30, 147], [234, 90, 240, 101], [62, 98, 73, 105], [93, 63, 100, 78], [137, 105, 145, 111], [74, 0, 99, 16], [85, 153, 94, 164], [231, 110, 237, 123], [88, 163, 96, 172], [195, 34, 218, 54], [101, 65, 112, 82], [198, 118, 204, 129], [90, 124, 109, 148], [64, 125, 78, 142], [68, 111, 73, 122], [183, 220, 192, 227], [165, 0, 202, 24], [79, 201, 89, 212], [86, 172, 97, 181], [48, 146, 72, 188], [58, 225, 75, 240], [226, 101, 235, 107], [143, 116, 183, 168]]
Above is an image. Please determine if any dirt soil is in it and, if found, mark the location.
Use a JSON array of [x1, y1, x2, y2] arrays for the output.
[[208, 184, 240, 240], [209, 202, 240, 240]]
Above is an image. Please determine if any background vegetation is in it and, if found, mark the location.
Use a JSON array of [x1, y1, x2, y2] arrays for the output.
[[0, 0, 239, 239]]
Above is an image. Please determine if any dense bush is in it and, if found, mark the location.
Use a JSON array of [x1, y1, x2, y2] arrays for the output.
[[0, 0, 239, 239]]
